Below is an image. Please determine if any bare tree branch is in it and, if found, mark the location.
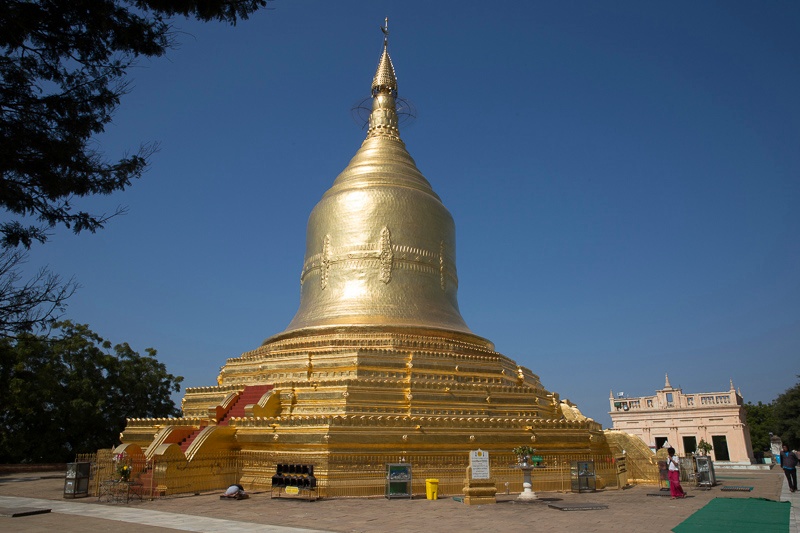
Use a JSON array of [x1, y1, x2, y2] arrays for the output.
[[0, 248, 79, 337]]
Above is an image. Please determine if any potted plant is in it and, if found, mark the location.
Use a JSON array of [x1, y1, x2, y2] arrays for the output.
[[513, 445, 537, 466], [118, 463, 132, 481], [696, 439, 713, 456], [114, 452, 132, 481]]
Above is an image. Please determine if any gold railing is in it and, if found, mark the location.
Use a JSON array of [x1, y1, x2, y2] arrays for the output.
[[314, 453, 627, 498], [78, 450, 656, 499], [157, 453, 241, 496], [82, 451, 241, 498]]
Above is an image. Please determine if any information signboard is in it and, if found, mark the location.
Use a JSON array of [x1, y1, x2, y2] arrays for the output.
[[470, 449, 490, 479]]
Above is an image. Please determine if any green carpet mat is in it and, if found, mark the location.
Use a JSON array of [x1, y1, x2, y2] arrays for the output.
[[672, 497, 790, 533]]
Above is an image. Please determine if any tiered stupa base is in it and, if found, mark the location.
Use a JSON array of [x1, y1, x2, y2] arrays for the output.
[[123, 327, 608, 492]]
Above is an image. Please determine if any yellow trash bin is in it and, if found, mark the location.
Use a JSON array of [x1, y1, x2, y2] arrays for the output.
[[425, 478, 439, 500]]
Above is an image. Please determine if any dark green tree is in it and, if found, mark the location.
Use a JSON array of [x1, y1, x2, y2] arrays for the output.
[[743, 400, 777, 453], [0, 321, 182, 463], [1, 0, 269, 249], [773, 377, 800, 449]]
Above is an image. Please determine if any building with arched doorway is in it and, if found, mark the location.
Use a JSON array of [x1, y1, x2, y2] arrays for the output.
[[609, 375, 756, 467]]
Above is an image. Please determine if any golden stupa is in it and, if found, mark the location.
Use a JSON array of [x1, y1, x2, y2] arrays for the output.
[[121, 22, 610, 494]]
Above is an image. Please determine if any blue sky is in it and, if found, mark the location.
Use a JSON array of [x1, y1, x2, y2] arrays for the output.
[[20, 1, 800, 427]]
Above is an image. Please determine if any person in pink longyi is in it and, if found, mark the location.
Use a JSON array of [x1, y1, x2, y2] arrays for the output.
[[667, 447, 686, 499]]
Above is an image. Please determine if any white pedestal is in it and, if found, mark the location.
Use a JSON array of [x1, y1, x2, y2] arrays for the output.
[[515, 465, 537, 501]]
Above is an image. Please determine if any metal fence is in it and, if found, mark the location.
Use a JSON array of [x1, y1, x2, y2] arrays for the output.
[[317, 453, 623, 498], [78, 450, 658, 500], [79, 450, 242, 499]]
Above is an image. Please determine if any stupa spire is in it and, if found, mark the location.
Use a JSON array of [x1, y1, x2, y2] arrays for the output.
[[368, 18, 400, 140], [372, 17, 397, 96]]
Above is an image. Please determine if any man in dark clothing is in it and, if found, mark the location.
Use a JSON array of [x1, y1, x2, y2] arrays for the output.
[[781, 444, 798, 492]]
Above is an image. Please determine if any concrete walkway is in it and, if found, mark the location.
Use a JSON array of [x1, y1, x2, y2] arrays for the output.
[[779, 471, 800, 533], [0, 469, 793, 533], [0, 494, 327, 532]]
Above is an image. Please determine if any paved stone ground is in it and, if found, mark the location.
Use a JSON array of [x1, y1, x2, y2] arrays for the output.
[[0, 469, 794, 532]]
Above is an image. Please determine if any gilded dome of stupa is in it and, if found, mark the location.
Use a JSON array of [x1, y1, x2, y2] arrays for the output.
[[280, 28, 475, 340]]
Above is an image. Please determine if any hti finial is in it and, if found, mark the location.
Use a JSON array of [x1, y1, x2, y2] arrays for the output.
[[371, 18, 398, 99], [381, 17, 389, 46]]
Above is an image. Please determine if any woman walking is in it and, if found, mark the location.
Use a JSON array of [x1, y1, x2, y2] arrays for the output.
[[667, 447, 687, 499]]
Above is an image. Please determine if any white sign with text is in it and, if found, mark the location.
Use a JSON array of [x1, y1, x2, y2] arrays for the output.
[[470, 449, 490, 479]]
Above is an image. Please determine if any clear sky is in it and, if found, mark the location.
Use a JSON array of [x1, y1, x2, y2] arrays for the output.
[[20, 1, 800, 427]]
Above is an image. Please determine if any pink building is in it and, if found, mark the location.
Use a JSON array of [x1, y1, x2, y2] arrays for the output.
[[609, 375, 756, 466]]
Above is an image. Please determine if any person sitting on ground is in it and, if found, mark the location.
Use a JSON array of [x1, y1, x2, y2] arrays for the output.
[[222, 484, 248, 499]]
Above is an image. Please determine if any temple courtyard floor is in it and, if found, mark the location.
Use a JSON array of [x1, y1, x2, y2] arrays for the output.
[[0, 468, 797, 532]]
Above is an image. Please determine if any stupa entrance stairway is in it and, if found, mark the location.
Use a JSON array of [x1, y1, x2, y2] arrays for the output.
[[120, 384, 277, 464]]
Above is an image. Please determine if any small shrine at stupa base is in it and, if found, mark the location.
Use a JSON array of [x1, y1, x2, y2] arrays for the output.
[[119, 21, 626, 495]]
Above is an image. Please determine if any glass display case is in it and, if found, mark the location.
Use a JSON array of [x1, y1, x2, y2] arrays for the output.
[[678, 456, 694, 482], [694, 456, 716, 487], [64, 462, 90, 498], [657, 460, 669, 489], [570, 460, 596, 493], [386, 463, 412, 499]]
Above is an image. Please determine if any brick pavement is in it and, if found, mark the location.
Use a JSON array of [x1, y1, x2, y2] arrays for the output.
[[0, 469, 792, 533]]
